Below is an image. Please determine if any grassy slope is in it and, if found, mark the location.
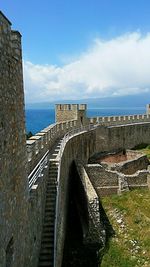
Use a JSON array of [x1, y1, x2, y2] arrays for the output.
[[101, 189, 150, 267], [133, 144, 150, 159], [139, 147, 150, 159]]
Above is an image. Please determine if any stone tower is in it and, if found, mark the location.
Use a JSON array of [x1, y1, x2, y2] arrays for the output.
[[55, 104, 87, 125], [0, 11, 29, 266]]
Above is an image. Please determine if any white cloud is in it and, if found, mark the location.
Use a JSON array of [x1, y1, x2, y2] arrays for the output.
[[23, 32, 150, 103]]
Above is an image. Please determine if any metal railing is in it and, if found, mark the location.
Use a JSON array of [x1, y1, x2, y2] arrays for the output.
[[28, 150, 49, 189]]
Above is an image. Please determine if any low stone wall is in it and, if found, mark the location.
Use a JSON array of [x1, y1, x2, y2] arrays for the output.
[[85, 164, 119, 197], [112, 155, 149, 175], [86, 163, 149, 197], [100, 150, 149, 175], [118, 170, 149, 193], [76, 162, 106, 247]]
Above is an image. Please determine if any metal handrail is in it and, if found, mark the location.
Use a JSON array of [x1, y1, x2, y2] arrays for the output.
[[28, 150, 49, 189]]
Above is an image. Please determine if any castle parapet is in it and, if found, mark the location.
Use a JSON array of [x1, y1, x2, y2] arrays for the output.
[[55, 104, 87, 125]]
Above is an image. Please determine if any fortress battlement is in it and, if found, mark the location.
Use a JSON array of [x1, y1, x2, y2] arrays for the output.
[[1, 11, 150, 267]]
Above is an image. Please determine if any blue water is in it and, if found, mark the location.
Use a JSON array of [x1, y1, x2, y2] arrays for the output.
[[25, 107, 145, 134]]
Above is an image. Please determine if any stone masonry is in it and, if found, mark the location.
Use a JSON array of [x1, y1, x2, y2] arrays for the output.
[[0, 11, 29, 267], [55, 104, 87, 125], [1, 10, 150, 267]]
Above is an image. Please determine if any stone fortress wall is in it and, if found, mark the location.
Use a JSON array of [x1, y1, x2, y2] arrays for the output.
[[1, 10, 150, 267], [0, 11, 29, 267], [89, 113, 150, 125], [26, 104, 150, 174], [26, 104, 150, 267]]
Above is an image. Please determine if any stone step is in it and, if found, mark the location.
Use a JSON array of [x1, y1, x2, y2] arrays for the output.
[[43, 222, 54, 228], [45, 205, 55, 210], [44, 214, 55, 220], [47, 181, 57, 186], [42, 232, 54, 238], [44, 216, 55, 222], [38, 261, 53, 267], [46, 191, 56, 195], [45, 198, 56, 203], [46, 194, 56, 199], [39, 254, 53, 262], [45, 203, 55, 209], [46, 189, 57, 193], [49, 169, 57, 173], [44, 208, 55, 213], [48, 174, 57, 179], [40, 246, 54, 254], [45, 210, 55, 215], [49, 171, 57, 175], [44, 220, 54, 226], [46, 184, 57, 188], [38, 140, 62, 267], [41, 242, 54, 249], [46, 187, 57, 192], [42, 237, 54, 246], [42, 227, 54, 234]]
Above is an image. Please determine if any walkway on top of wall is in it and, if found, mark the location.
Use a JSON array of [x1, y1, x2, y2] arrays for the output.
[[108, 121, 150, 128], [30, 124, 97, 267]]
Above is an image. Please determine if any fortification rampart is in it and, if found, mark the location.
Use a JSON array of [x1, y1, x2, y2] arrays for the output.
[[26, 119, 80, 175], [1, 11, 150, 267], [54, 130, 96, 267], [89, 113, 150, 126]]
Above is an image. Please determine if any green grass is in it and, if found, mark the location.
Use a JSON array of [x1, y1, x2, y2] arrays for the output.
[[133, 144, 150, 159], [100, 189, 150, 267], [101, 240, 137, 267]]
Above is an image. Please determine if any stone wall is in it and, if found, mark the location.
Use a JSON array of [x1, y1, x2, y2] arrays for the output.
[[89, 113, 150, 126], [0, 11, 29, 267], [55, 104, 87, 124], [100, 150, 149, 175], [110, 155, 149, 175], [54, 130, 96, 267], [86, 164, 149, 197], [76, 162, 106, 247], [26, 120, 78, 174], [86, 164, 119, 197], [27, 164, 49, 267], [95, 123, 150, 153]]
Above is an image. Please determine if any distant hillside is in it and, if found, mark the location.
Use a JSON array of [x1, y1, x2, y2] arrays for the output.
[[25, 92, 150, 109]]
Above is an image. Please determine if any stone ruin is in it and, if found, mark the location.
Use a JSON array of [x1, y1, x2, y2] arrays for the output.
[[86, 149, 150, 197]]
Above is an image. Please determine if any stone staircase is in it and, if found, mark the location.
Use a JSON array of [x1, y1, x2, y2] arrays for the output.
[[38, 140, 62, 267]]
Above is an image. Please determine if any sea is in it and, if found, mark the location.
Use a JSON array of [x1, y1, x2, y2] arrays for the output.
[[25, 107, 145, 135]]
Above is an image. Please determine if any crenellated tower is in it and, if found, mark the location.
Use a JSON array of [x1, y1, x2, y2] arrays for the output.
[[55, 103, 87, 125]]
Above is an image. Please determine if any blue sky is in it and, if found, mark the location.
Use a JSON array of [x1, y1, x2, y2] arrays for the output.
[[1, 0, 150, 103]]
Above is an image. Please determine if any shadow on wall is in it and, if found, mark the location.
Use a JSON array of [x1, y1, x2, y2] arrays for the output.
[[62, 161, 115, 267]]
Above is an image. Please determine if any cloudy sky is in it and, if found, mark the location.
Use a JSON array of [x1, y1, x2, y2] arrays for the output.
[[1, 0, 150, 103]]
